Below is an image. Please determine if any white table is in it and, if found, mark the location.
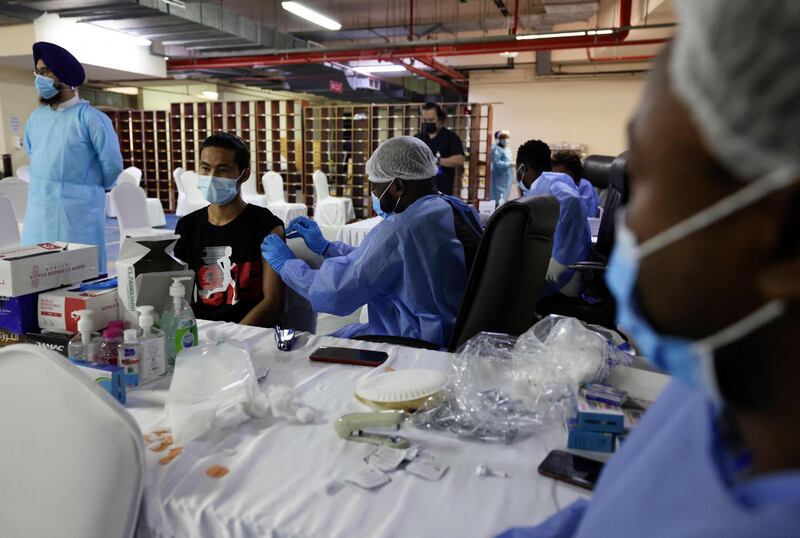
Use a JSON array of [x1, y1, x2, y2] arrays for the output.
[[128, 320, 594, 538], [335, 216, 382, 247]]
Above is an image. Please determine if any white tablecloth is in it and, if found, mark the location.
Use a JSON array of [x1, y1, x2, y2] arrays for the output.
[[335, 216, 382, 247], [128, 320, 595, 538]]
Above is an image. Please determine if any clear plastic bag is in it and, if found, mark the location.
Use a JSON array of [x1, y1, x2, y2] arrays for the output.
[[166, 339, 268, 444], [414, 315, 632, 443]]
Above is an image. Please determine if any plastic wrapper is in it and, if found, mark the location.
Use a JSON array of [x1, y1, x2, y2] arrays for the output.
[[166, 339, 268, 444], [414, 315, 632, 443]]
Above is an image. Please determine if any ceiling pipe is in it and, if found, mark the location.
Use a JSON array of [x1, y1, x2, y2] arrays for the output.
[[409, 0, 414, 41], [168, 0, 668, 72], [414, 56, 466, 81], [391, 59, 467, 94], [512, 0, 520, 36], [585, 48, 656, 63]]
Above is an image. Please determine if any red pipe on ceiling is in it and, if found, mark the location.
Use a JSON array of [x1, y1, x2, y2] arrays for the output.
[[409, 0, 414, 41], [392, 59, 467, 94], [167, 0, 665, 72], [414, 56, 466, 81], [512, 0, 520, 36]]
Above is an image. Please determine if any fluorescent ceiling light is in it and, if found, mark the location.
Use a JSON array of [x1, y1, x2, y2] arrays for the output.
[[161, 0, 186, 8], [201, 90, 219, 100], [164, 56, 170, 61], [282, 2, 341, 31], [499, 51, 519, 58], [516, 28, 613, 40], [107, 87, 139, 95], [352, 64, 407, 74]]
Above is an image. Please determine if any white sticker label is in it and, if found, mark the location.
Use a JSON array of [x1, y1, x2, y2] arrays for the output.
[[366, 444, 409, 473], [345, 465, 391, 490], [405, 458, 449, 481]]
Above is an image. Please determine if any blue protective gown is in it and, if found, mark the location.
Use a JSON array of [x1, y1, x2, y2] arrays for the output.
[[524, 172, 591, 296], [497, 381, 800, 538], [23, 99, 123, 272], [577, 179, 600, 218], [279, 194, 480, 347], [490, 143, 514, 202]]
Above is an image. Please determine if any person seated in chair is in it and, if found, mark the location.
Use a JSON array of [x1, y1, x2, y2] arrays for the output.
[[174, 133, 285, 326], [260, 136, 482, 348], [517, 140, 591, 299], [552, 150, 600, 218]]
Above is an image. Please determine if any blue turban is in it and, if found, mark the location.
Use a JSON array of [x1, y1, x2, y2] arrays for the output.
[[32, 42, 85, 87]]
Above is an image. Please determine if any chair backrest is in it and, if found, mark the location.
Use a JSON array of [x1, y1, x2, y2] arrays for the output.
[[0, 344, 144, 538], [448, 195, 559, 351], [241, 172, 258, 196], [582, 155, 615, 189], [312, 170, 330, 201], [117, 171, 138, 186], [0, 195, 21, 247], [111, 181, 151, 233], [281, 237, 323, 332], [123, 166, 143, 185], [180, 171, 208, 205], [263, 171, 287, 204], [0, 177, 28, 222], [595, 152, 629, 260], [16, 165, 30, 182], [173, 167, 185, 186]]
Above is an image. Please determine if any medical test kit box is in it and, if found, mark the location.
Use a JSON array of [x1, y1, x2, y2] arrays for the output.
[[0, 293, 40, 334], [37, 277, 119, 332], [116, 235, 193, 326], [0, 243, 99, 297], [70, 359, 126, 404]]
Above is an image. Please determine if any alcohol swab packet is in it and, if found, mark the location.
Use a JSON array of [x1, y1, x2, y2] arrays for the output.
[[405, 457, 449, 481], [345, 465, 391, 490], [366, 444, 409, 473], [404, 445, 420, 461]]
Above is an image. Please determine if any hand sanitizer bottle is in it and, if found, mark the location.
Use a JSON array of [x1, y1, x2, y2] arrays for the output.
[[136, 305, 166, 383], [159, 276, 198, 368], [68, 310, 101, 363]]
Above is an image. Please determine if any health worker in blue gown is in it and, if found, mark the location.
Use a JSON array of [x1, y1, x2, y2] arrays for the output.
[[552, 150, 600, 219], [498, 1, 800, 536], [490, 130, 514, 203], [23, 42, 123, 271], [517, 140, 591, 298], [260, 136, 482, 348]]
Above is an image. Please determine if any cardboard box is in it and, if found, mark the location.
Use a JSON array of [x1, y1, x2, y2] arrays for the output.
[[116, 235, 193, 325], [0, 243, 99, 297], [0, 328, 24, 347], [577, 395, 625, 434], [567, 419, 616, 453], [26, 329, 74, 357], [71, 360, 126, 404], [0, 292, 40, 334], [38, 277, 119, 332]]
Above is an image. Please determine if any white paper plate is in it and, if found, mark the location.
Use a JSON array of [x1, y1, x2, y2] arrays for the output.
[[355, 369, 448, 410]]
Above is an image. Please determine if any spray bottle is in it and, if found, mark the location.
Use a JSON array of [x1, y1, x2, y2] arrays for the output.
[[67, 310, 101, 363], [136, 305, 166, 382], [159, 276, 198, 368]]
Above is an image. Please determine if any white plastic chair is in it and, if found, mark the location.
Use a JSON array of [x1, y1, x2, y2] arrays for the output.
[[107, 171, 166, 227], [241, 172, 267, 207], [0, 177, 28, 225], [312, 170, 355, 226], [110, 181, 173, 238], [0, 344, 144, 538], [16, 165, 30, 183], [263, 171, 308, 224], [124, 166, 143, 185], [0, 195, 21, 248], [175, 171, 210, 217]]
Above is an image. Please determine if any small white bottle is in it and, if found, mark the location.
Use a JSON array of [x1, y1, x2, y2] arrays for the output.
[[67, 309, 101, 363], [498, 194, 506, 206], [119, 329, 142, 387], [136, 305, 166, 382], [160, 276, 198, 368]]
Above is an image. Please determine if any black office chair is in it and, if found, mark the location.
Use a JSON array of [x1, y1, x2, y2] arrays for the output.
[[355, 195, 560, 352], [536, 152, 629, 329]]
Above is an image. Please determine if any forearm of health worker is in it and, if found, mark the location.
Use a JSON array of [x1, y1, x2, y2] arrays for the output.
[[440, 153, 465, 168], [85, 107, 123, 189], [323, 241, 355, 258], [240, 227, 286, 327], [495, 499, 589, 538]]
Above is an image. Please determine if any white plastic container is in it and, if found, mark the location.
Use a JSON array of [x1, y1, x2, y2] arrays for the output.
[[67, 309, 101, 363], [120, 329, 142, 387], [137, 305, 166, 382], [159, 276, 198, 368]]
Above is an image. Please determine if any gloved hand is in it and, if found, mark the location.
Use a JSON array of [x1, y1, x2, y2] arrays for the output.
[[261, 234, 295, 273], [286, 216, 330, 255], [546, 258, 566, 284]]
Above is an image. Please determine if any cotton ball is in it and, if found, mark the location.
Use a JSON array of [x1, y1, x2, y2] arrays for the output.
[[295, 406, 317, 424], [268, 386, 295, 418]]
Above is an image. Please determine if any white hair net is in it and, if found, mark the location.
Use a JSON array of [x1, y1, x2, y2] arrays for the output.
[[670, 0, 800, 180], [366, 136, 439, 183]]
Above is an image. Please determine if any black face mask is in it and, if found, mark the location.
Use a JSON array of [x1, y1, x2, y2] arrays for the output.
[[422, 122, 437, 134]]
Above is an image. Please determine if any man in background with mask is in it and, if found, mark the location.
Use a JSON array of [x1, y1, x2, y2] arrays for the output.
[[23, 42, 123, 271], [415, 102, 465, 196], [490, 130, 514, 203], [174, 133, 284, 327], [499, 1, 800, 536], [260, 136, 481, 348]]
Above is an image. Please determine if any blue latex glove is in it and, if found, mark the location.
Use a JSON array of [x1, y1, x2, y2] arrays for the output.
[[286, 216, 330, 255], [261, 234, 295, 273]]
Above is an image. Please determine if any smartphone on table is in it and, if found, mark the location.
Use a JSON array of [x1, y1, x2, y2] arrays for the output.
[[538, 450, 605, 491], [309, 346, 388, 367]]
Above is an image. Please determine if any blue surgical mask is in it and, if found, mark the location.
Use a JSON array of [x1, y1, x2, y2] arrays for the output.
[[197, 171, 243, 205], [35, 74, 59, 99], [606, 166, 797, 403], [371, 179, 400, 219], [498, 139, 507, 147]]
